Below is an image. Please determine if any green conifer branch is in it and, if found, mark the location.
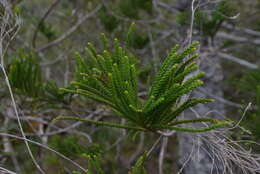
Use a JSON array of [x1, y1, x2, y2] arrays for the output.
[[157, 121, 230, 133], [54, 116, 146, 131], [170, 117, 220, 126], [58, 34, 228, 133]]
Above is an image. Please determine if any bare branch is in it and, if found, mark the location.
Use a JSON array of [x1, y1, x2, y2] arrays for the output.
[[0, 1, 45, 173], [32, 0, 61, 48], [196, 87, 257, 110], [217, 32, 260, 45], [218, 52, 258, 69], [37, 4, 101, 52], [0, 167, 16, 174], [159, 137, 168, 174], [223, 24, 260, 37], [3, 118, 21, 173], [0, 133, 87, 173]]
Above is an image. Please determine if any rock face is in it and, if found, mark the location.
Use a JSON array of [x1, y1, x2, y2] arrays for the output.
[[177, 53, 225, 174]]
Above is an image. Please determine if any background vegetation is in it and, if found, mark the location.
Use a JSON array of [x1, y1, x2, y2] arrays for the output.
[[0, 0, 260, 173]]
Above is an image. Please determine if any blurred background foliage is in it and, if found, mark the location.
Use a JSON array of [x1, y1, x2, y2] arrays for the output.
[[0, 0, 260, 173]]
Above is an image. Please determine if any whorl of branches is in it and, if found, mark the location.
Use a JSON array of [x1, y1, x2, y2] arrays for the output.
[[56, 26, 229, 133]]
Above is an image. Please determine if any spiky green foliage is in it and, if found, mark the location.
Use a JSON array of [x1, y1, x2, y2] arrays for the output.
[[72, 150, 147, 174], [84, 155, 105, 174], [176, 0, 237, 38], [49, 139, 104, 174], [49, 135, 88, 158], [58, 34, 229, 133], [81, 144, 104, 174], [196, 0, 237, 38], [41, 81, 71, 105], [128, 152, 147, 174], [8, 50, 43, 97], [8, 50, 70, 105]]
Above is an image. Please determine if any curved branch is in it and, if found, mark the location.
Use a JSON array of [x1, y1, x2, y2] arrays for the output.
[[32, 0, 61, 48], [0, 132, 87, 173], [218, 52, 258, 70], [170, 117, 220, 126], [37, 4, 101, 52], [157, 121, 230, 133], [217, 32, 260, 45], [54, 116, 146, 131]]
